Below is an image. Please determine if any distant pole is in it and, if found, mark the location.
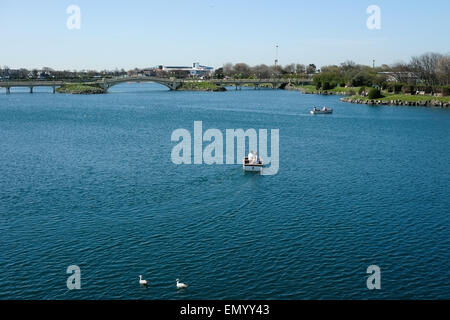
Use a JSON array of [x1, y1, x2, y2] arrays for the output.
[[275, 45, 279, 77], [275, 45, 279, 66], [373, 59, 375, 69]]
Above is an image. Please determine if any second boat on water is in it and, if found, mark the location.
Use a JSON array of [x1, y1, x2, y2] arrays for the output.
[[310, 107, 333, 115]]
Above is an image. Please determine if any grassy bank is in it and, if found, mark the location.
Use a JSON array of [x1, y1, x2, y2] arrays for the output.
[[342, 93, 450, 107], [351, 93, 450, 103], [56, 83, 106, 94], [179, 82, 226, 92], [292, 84, 450, 107], [291, 84, 361, 95]]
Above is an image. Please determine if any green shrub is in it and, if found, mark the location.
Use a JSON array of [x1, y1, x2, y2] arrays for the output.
[[358, 87, 366, 95], [315, 82, 322, 90], [368, 88, 382, 99], [402, 85, 415, 94], [442, 87, 450, 96], [322, 82, 331, 90], [351, 72, 372, 87], [394, 84, 403, 93]]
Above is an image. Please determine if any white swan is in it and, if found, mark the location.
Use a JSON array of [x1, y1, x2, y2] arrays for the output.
[[139, 275, 148, 286], [176, 279, 188, 289]]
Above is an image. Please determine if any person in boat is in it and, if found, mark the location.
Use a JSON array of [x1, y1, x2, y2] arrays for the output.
[[322, 106, 327, 111], [313, 106, 318, 111], [253, 152, 258, 164], [248, 150, 254, 163]]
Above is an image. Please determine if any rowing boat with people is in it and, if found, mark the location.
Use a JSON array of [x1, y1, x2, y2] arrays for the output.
[[243, 157, 264, 172], [310, 107, 333, 115]]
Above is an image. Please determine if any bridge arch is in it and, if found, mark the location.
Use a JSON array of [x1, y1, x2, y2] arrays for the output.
[[100, 77, 182, 91]]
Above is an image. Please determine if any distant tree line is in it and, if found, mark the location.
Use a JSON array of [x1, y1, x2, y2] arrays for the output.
[[1, 52, 448, 92], [214, 52, 449, 91], [313, 52, 450, 91], [0, 66, 128, 81], [214, 63, 317, 79]]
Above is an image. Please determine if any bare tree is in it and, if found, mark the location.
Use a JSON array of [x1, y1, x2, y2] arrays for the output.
[[340, 61, 357, 72], [410, 52, 443, 85], [251, 64, 271, 79], [436, 55, 450, 85], [233, 63, 251, 78], [269, 65, 282, 78], [295, 64, 306, 74], [223, 63, 233, 77], [283, 64, 296, 74]]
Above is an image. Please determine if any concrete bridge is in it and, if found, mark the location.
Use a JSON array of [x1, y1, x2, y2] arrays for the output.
[[0, 76, 312, 93], [98, 76, 312, 91], [208, 78, 311, 90], [97, 76, 184, 91], [0, 80, 66, 94], [0, 78, 180, 93]]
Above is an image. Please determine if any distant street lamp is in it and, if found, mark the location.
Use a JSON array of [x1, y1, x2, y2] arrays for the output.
[[274, 45, 279, 78], [275, 45, 279, 66]]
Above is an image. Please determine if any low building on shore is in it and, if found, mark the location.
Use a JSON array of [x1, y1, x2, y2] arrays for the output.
[[157, 63, 214, 78], [377, 71, 418, 83]]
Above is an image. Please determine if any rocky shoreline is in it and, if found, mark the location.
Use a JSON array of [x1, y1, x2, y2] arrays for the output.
[[305, 90, 349, 96], [340, 97, 450, 108], [56, 83, 106, 94]]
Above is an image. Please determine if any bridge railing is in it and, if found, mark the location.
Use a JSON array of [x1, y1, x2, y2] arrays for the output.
[[1, 76, 312, 87], [0, 80, 66, 86]]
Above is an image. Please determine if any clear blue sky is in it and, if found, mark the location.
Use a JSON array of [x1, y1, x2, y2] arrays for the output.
[[1, 0, 449, 70]]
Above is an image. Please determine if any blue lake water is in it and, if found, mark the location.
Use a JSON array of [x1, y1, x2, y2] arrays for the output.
[[0, 83, 449, 299]]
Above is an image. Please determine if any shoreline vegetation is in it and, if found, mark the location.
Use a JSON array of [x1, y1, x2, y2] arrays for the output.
[[341, 94, 450, 107], [288, 84, 358, 95], [12, 51, 448, 106], [52, 81, 450, 108], [286, 84, 450, 108], [56, 83, 106, 94]]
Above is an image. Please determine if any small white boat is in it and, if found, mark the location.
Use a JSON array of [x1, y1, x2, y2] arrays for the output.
[[243, 157, 264, 172], [310, 108, 333, 115]]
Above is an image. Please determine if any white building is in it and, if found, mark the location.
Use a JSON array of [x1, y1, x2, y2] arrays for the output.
[[158, 63, 214, 78]]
